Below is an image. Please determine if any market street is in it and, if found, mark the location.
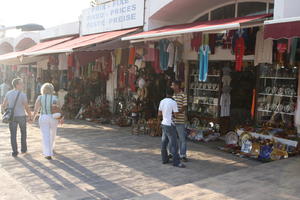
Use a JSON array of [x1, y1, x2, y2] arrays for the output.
[[0, 120, 261, 200]]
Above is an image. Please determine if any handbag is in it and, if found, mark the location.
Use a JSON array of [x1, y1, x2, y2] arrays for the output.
[[2, 91, 21, 123]]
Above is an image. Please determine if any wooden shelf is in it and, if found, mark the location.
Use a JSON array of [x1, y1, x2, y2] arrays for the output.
[[260, 76, 296, 80], [257, 109, 295, 116], [190, 88, 219, 92], [190, 74, 221, 77], [258, 93, 296, 98], [198, 103, 219, 106]]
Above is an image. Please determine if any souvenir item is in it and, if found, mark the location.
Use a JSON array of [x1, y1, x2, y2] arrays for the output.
[[241, 140, 252, 153], [272, 87, 278, 94], [258, 145, 272, 160], [208, 83, 212, 90], [239, 132, 252, 146], [270, 148, 288, 160], [265, 87, 271, 94], [284, 105, 291, 113], [277, 88, 284, 95], [250, 143, 260, 157], [284, 88, 290, 96], [271, 104, 277, 111], [191, 118, 200, 128], [276, 104, 284, 112]]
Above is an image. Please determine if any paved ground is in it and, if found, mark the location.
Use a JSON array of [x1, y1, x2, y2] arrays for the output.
[[131, 157, 300, 200], [0, 120, 260, 200]]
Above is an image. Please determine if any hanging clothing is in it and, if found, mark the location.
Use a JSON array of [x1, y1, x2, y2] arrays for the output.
[[115, 48, 122, 65], [167, 42, 175, 68], [191, 32, 202, 51], [128, 47, 136, 65], [277, 42, 288, 64], [254, 29, 273, 66], [144, 43, 155, 61], [159, 39, 169, 71], [183, 34, 193, 52], [118, 65, 126, 89], [198, 45, 211, 82], [67, 54, 74, 67], [209, 34, 216, 54], [128, 66, 137, 92], [220, 93, 231, 117], [152, 49, 162, 74], [178, 62, 185, 82], [234, 37, 245, 72], [58, 54, 68, 70], [203, 34, 209, 45], [121, 48, 129, 65], [290, 38, 299, 65]]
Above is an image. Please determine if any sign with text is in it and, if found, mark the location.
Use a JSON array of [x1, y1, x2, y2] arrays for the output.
[[81, 0, 144, 35]]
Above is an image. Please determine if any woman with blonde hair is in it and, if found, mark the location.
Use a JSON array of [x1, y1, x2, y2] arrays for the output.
[[33, 83, 63, 160]]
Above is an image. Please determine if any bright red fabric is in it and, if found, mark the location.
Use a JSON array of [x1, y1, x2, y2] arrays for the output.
[[234, 37, 245, 72]]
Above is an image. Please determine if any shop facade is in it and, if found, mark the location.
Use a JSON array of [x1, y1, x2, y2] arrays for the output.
[[0, 0, 300, 161], [121, 0, 300, 160]]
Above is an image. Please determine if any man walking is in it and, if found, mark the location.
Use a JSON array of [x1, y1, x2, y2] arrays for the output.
[[171, 80, 188, 162], [2, 78, 32, 157], [158, 87, 185, 168], [0, 79, 10, 104]]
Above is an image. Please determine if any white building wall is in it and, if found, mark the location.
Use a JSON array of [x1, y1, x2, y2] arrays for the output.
[[274, 0, 300, 19], [40, 22, 79, 40]]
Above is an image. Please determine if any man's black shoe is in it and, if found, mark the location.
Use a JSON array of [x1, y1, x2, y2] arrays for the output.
[[181, 157, 188, 162], [168, 154, 173, 159], [162, 161, 169, 164], [12, 153, 18, 157], [174, 163, 186, 168]]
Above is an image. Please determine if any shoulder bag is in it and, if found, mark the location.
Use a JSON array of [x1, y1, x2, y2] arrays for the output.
[[2, 91, 21, 123]]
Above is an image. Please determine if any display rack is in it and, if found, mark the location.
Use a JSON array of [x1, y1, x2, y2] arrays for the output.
[[256, 65, 298, 125], [188, 61, 222, 123]]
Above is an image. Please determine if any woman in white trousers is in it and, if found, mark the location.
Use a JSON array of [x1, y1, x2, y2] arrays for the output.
[[33, 83, 62, 160]]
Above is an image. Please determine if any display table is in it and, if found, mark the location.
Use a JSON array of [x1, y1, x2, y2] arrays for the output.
[[236, 129, 298, 147]]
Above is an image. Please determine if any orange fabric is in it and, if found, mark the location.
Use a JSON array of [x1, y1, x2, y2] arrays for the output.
[[251, 89, 256, 119], [128, 47, 136, 65]]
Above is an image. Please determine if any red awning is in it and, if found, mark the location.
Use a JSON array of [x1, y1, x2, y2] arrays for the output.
[[26, 28, 139, 56], [264, 17, 300, 39], [122, 14, 272, 41], [0, 36, 74, 63]]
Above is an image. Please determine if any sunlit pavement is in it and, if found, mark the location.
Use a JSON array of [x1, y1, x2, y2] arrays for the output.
[[0, 121, 265, 200]]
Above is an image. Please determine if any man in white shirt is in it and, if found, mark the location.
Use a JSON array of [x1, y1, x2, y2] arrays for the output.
[[0, 79, 10, 104], [158, 88, 185, 168]]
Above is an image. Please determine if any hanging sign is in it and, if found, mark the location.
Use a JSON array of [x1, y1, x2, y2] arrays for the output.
[[81, 0, 144, 35]]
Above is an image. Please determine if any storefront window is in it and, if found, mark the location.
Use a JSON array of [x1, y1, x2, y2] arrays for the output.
[[195, 14, 209, 22], [269, 3, 274, 14], [238, 2, 267, 17], [211, 4, 235, 20]]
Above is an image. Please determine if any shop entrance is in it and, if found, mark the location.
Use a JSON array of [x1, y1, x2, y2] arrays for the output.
[[230, 62, 256, 128]]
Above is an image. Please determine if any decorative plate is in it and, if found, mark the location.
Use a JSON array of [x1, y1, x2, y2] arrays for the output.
[[190, 118, 200, 128], [238, 132, 252, 146], [265, 87, 271, 94], [271, 104, 277, 111], [277, 88, 284, 95], [277, 104, 284, 112], [225, 131, 238, 145], [272, 87, 278, 94], [284, 105, 291, 113]]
